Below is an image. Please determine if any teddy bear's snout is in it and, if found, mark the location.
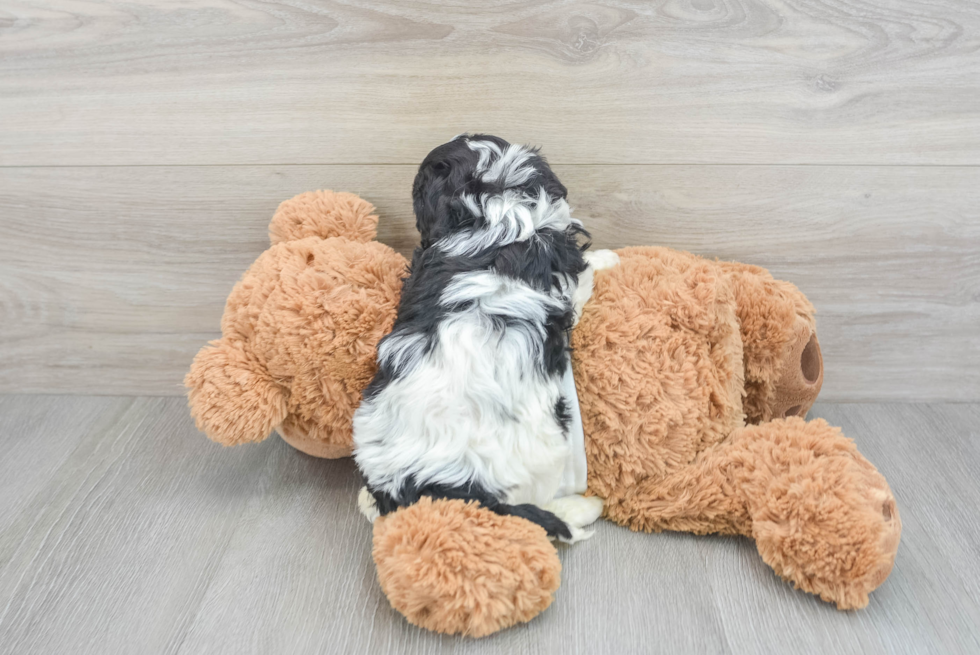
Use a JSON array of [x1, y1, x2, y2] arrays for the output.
[[772, 322, 824, 420], [800, 332, 821, 385]]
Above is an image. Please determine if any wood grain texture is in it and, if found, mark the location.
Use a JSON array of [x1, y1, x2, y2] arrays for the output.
[[0, 396, 978, 654], [1, 165, 977, 400], [1, 0, 980, 166]]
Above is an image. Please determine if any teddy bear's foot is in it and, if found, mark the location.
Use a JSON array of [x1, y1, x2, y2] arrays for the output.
[[735, 418, 901, 609], [372, 497, 561, 637], [276, 416, 354, 459]]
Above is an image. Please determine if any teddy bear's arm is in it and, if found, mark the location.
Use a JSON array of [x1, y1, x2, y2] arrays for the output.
[[184, 337, 288, 446]]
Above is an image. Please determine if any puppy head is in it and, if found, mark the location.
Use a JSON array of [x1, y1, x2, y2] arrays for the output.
[[412, 134, 568, 249]]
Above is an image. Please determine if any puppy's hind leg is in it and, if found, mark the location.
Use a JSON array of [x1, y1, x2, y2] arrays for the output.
[[544, 495, 604, 544], [358, 486, 380, 523]]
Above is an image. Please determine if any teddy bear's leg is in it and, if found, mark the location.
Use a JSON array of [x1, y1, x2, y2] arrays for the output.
[[606, 418, 900, 609], [184, 338, 288, 446], [731, 417, 901, 609], [372, 497, 561, 637], [603, 447, 752, 536], [716, 261, 823, 423]]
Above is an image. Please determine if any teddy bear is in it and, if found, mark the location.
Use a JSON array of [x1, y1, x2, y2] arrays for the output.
[[186, 190, 902, 638]]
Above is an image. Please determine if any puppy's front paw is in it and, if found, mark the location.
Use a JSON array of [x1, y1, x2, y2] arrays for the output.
[[584, 249, 620, 271], [358, 486, 380, 523]]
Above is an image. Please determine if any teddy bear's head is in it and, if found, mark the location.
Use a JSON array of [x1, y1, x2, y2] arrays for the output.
[[185, 191, 407, 458]]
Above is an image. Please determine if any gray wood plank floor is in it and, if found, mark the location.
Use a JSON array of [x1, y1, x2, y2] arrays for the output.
[[0, 396, 977, 655]]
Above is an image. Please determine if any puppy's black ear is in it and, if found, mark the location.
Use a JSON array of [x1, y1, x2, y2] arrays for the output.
[[528, 151, 567, 202], [412, 142, 480, 248], [412, 164, 456, 249]]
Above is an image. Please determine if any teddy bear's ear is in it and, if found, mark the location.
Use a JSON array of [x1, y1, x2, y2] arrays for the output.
[[269, 190, 378, 245], [184, 339, 288, 446], [372, 497, 561, 637]]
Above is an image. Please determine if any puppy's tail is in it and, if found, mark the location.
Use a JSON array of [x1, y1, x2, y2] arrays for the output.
[[493, 503, 572, 541]]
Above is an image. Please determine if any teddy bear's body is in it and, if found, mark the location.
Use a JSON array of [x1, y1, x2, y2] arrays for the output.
[[187, 191, 901, 638]]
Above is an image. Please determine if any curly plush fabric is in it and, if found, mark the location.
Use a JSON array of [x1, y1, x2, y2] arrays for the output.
[[716, 260, 821, 423], [571, 247, 747, 514], [571, 248, 898, 609], [186, 192, 407, 455], [372, 497, 561, 637], [732, 418, 901, 609], [269, 190, 379, 244]]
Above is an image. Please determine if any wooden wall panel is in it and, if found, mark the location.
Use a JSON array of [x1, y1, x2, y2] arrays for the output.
[[1, 165, 976, 400], [1, 0, 979, 166]]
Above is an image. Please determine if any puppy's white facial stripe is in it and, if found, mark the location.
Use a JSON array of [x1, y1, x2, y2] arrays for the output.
[[461, 193, 483, 218], [467, 140, 536, 187], [441, 190, 575, 257], [467, 139, 502, 172], [483, 144, 535, 186]]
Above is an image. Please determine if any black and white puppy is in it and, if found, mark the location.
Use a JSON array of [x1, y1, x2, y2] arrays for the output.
[[353, 135, 615, 542]]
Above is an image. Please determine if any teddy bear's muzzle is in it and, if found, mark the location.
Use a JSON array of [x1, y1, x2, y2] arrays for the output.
[[772, 319, 824, 420]]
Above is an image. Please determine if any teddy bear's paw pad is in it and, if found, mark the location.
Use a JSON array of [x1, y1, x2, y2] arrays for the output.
[[358, 487, 380, 523], [584, 249, 620, 271], [372, 497, 561, 637]]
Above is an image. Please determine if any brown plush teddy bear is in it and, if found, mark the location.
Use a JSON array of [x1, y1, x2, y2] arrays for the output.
[[186, 190, 902, 638]]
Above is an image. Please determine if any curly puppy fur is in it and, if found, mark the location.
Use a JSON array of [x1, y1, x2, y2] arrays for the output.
[[353, 135, 592, 540]]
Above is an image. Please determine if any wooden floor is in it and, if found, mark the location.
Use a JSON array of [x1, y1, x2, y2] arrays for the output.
[[0, 395, 976, 655]]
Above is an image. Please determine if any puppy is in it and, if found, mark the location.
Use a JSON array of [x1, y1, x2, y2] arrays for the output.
[[353, 135, 610, 542]]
